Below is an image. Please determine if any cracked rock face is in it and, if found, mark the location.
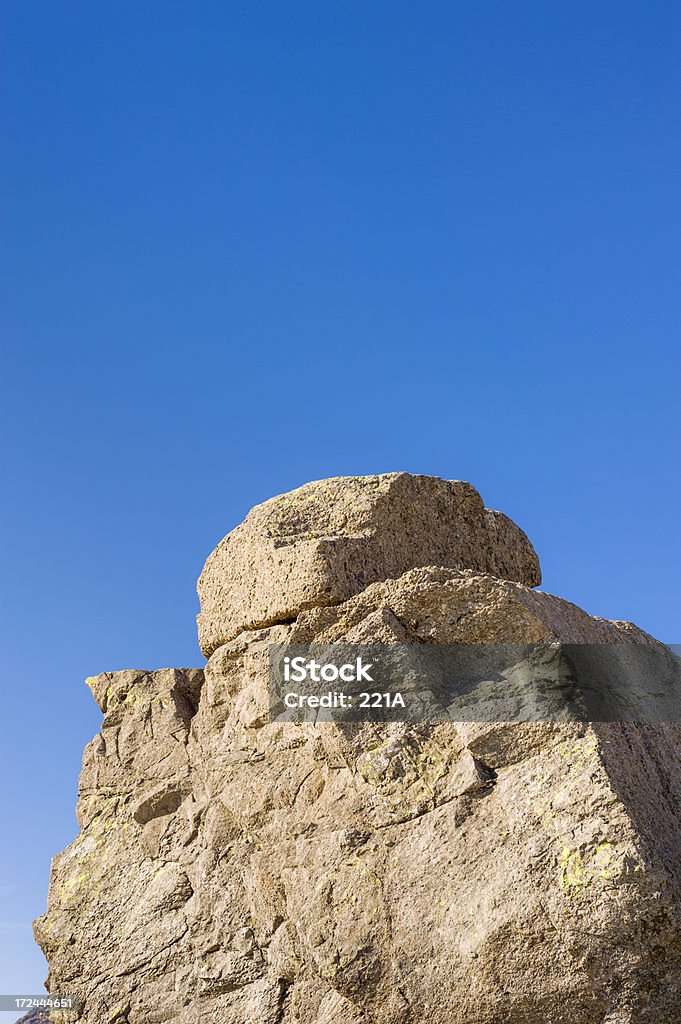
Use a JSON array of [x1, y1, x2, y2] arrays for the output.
[[35, 476, 681, 1023]]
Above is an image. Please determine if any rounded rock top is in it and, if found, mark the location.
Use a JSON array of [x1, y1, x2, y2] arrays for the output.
[[196, 472, 541, 656]]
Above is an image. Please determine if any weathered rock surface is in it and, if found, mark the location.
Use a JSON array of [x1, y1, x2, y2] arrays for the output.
[[35, 477, 681, 1023], [196, 474, 541, 656], [15, 1011, 51, 1024]]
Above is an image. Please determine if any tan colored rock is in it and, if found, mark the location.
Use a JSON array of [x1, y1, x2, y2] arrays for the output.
[[36, 558, 681, 1023], [196, 473, 541, 656], [287, 564, 652, 646]]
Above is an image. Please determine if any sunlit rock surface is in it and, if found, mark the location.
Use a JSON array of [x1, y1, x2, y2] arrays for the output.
[[36, 476, 681, 1023]]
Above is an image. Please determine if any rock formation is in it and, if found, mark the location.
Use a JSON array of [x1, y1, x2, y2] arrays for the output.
[[35, 474, 681, 1023], [197, 474, 541, 657]]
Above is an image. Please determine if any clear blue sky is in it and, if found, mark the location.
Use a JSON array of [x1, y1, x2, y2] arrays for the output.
[[1, 0, 679, 1008]]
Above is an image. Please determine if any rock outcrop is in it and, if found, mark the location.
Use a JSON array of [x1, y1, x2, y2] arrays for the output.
[[35, 475, 681, 1023], [197, 474, 541, 656]]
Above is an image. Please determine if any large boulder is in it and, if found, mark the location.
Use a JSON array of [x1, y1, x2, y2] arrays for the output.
[[197, 474, 541, 656], [36, 565, 681, 1022]]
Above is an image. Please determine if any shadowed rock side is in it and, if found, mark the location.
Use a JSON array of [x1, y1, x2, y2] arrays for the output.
[[35, 476, 681, 1023]]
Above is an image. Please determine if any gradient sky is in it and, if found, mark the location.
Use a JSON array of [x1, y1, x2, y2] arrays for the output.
[[1, 1, 680, 1012]]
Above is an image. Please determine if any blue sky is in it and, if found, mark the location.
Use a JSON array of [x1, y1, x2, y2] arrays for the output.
[[1, 0, 679, 1008]]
